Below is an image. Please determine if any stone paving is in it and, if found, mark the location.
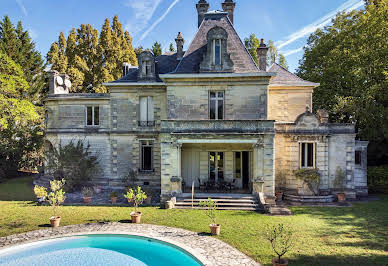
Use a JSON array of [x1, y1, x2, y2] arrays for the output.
[[0, 223, 259, 266]]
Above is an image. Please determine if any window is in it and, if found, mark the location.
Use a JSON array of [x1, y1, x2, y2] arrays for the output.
[[234, 152, 241, 179], [300, 143, 315, 168], [209, 91, 224, 120], [86, 106, 99, 126], [142, 60, 152, 76], [213, 39, 222, 65], [140, 140, 153, 171], [355, 150, 362, 165], [139, 96, 154, 126]]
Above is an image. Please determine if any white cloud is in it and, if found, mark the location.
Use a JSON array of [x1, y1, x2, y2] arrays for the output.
[[276, 0, 364, 49], [124, 0, 163, 36], [15, 0, 28, 16], [280, 46, 305, 57], [137, 0, 180, 43]]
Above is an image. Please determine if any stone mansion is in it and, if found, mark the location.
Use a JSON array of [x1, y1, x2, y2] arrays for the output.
[[44, 0, 368, 203]]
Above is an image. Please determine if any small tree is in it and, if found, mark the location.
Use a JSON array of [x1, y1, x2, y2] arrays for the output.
[[294, 168, 321, 196], [265, 223, 293, 264], [124, 186, 147, 214], [34, 179, 66, 218], [34, 186, 47, 200], [199, 198, 217, 225]]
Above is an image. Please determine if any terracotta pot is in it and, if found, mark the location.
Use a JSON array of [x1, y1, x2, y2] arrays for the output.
[[272, 258, 288, 266], [209, 224, 221, 235], [83, 197, 92, 204], [50, 216, 61, 228], [111, 197, 117, 204], [145, 196, 152, 205], [130, 212, 142, 223], [275, 192, 283, 201], [337, 192, 346, 202]]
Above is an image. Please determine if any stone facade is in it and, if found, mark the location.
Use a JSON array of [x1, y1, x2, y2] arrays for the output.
[[44, 0, 368, 203]]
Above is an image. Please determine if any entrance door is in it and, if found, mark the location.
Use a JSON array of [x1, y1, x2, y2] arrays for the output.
[[242, 151, 250, 189], [209, 152, 224, 182], [235, 151, 250, 189]]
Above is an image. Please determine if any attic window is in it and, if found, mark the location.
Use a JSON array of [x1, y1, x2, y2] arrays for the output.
[[142, 60, 152, 76], [213, 39, 222, 65]]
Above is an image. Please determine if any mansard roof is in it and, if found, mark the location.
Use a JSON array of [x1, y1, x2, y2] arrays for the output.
[[174, 11, 258, 74], [268, 63, 319, 87]]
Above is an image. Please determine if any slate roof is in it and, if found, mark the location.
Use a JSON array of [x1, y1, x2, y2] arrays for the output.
[[268, 63, 319, 87], [174, 11, 258, 74]]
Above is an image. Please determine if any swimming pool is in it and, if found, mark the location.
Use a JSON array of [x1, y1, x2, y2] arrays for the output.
[[0, 234, 204, 266]]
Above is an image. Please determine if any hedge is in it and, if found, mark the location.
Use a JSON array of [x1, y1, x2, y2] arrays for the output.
[[368, 165, 388, 194]]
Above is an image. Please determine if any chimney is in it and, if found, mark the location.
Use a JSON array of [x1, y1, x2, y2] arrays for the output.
[[196, 0, 210, 28], [222, 0, 236, 25], [122, 62, 131, 77], [175, 32, 185, 60], [257, 38, 269, 71], [48, 70, 70, 94], [317, 109, 329, 123]]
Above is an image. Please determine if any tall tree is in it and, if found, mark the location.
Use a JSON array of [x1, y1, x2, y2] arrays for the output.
[[297, 1, 388, 164], [278, 54, 289, 70], [169, 42, 176, 52], [47, 16, 137, 93], [0, 51, 43, 176], [0, 16, 45, 100], [134, 46, 144, 57], [152, 41, 162, 57]]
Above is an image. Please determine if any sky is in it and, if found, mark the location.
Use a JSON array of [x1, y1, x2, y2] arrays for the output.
[[1, 0, 365, 72]]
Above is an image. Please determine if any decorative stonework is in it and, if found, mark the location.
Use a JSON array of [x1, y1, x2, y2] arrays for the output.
[[0, 223, 259, 266]]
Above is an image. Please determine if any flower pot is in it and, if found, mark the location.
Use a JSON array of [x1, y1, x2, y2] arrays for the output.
[[145, 196, 152, 205], [111, 197, 117, 204], [337, 192, 346, 203], [130, 212, 142, 223], [83, 197, 92, 204], [209, 224, 221, 235], [272, 258, 288, 266], [275, 192, 283, 201], [93, 186, 102, 194], [50, 216, 61, 228]]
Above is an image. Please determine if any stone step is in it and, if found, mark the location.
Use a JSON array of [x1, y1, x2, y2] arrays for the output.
[[177, 198, 257, 203], [174, 206, 261, 211], [268, 206, 292, 216], [175, 202, 260, 207]]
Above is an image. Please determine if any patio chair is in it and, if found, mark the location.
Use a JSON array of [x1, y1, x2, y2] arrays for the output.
[[198, 178, 206, 191]]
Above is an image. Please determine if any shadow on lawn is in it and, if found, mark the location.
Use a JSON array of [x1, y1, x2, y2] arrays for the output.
[[292, 194, 388, 252], [290, 253, 388, 266]]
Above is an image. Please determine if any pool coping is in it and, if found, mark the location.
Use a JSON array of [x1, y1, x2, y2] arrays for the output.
[[0, 223, 259, 266]]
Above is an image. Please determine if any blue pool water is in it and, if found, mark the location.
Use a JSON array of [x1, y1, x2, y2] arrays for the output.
[[0, 234, 203, 266]]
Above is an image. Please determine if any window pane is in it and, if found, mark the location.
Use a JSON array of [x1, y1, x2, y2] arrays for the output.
[[210, 92, 216, 98], [142, 146, 152, 170], [218, 152, 224, 181], [355, 151, 362, 165], [140, 97, 148, 122], [209, 152, 216, 181], [301, 143, 306, 167], [147, 97, 154, 121], [210, 100, 216, 120], [94, 107, 99, 125], [215, 39, 221, 65], [235, 152, 241, 179], [218, 100, 223, 120], [307, 143, 314, 167], [218, 91, 224, 98], [87, 107, 93, 125]]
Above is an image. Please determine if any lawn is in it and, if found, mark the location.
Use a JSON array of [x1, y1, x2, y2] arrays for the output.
[[0, 177, 387, 265]]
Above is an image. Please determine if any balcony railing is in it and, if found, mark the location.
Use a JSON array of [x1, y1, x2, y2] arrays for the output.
[[138, 121, 155, 127], [161, 120, 274, 134]]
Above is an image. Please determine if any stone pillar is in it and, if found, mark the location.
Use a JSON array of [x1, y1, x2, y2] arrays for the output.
[[175, 32, 185, 60], [222, 0, 236, 25], [257, 39, 269, 71], [263, 134, 275, 197]]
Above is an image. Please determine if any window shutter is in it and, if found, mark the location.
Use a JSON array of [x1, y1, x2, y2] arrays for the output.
[[140, 97, 147, 122], [147, 96, 154, 122]]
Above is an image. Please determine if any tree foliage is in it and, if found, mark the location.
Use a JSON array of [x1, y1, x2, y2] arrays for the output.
[[0, 51, 43, 176], [296, 1, 388, 164], [0, 16, 45, 100], [47, 16, 137, 93], [169, 42, 176, 52], [152, 41, 162, 57]]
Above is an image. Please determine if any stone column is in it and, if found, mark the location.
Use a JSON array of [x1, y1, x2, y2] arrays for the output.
[[263, 134, 275, 197]]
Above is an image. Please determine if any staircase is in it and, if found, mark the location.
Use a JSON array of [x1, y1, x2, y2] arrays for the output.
[[174, 193, 264, 212]]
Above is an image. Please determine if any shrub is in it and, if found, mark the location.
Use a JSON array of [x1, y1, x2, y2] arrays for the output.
[[45, 139, 100, 191], [368, 165, 388, 194], [82, 187, 93, 198], [34, 179, 66, 218], [294, 168, 321, 195], [265, 223, 294, 264], [124, 186, 147, 214], [110, 191, 118, 198], [121, 168, 138, 189], [199, 198, 218, 225], [333, 167, 346, 191], [33, 186, 47, 199]]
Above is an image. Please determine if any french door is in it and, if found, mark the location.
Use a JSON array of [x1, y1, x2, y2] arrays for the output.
[[209, 152, 224, 182]]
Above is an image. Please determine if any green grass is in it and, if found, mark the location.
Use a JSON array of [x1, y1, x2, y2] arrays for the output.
[[0, 176, 35, 201], [0, 177, 387, 265]]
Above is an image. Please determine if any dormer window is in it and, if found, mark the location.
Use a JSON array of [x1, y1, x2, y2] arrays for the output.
[[213, 39, 222, 65], [137, 51, 156, 81]]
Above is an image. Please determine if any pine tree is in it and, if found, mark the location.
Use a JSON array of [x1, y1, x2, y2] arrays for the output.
[[169, 42, 176, 52], [134, 46, 144, 57], [278, 54, 289, 70], [152, 41, 162, 57]]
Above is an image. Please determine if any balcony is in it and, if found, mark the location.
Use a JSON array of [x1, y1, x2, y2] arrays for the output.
[[138, 121, 155, 127], [161, 120, 274, 134]]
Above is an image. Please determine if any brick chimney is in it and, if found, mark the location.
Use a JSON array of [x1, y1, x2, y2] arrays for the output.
[[222, 0, 236, 24], [175, 32, 185, 60], [48, 70, 70, 94], [196, 0, 210, 28], [257, 38, 269, 71]]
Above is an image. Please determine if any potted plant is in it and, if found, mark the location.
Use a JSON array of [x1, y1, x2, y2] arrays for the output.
[[123, 186, 147, 223], [110, 191, 118, 203], [199, 198, 220, 235], [265, 223, 293, 266], [82, 187, 93, 203], [293, 168, 321, 196], [34, 179, 66, 228], [334, 167, 346, 202], [275, 170, 287, 201]]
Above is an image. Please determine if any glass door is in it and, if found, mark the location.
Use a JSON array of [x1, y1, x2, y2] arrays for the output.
[[209, 152, 224, 182]]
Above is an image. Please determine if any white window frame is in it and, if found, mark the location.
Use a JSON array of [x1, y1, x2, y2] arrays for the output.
[[85, 106, 99, 126], [139, 96, 154, 126], [140, 140, 154, 172], [299, 142, 316, 168], [209, 91, 225, 120]]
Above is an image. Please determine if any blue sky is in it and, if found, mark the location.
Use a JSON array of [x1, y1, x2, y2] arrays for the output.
[[1, 0, 364, 72]]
